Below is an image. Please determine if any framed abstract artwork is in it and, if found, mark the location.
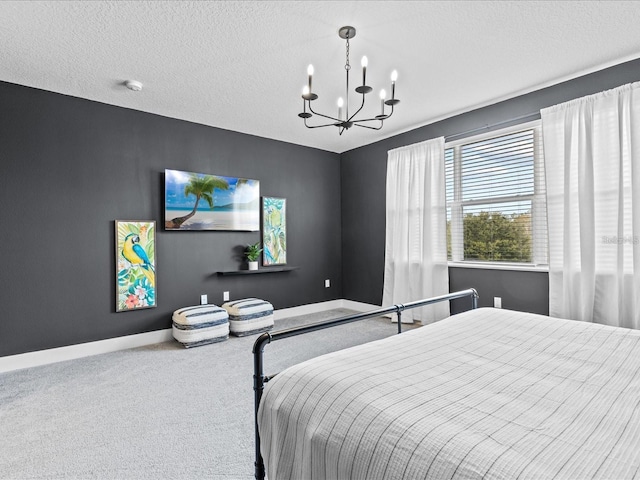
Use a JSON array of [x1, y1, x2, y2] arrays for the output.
[[164, 168, 260, 231], [262, 197, 287, 265], [115, 220, 156, 312]]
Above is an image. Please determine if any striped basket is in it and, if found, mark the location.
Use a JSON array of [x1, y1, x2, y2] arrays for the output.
[[222, 298, 274, 336], [172, 305, 229, 348]]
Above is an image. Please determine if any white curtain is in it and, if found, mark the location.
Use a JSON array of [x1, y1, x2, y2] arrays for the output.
[[382, 137, 450, 324], [541, 82, 640, 329]]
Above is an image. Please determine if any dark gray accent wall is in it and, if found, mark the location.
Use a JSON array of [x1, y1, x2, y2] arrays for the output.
[[0, 81, 341, 357], [341, 58, 640, 311]]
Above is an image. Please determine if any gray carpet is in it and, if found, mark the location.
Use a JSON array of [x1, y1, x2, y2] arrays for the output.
[[0, 309, 417, 479]]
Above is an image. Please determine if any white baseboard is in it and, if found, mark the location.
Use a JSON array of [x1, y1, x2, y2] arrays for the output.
[[0, 329, 174, 374], [0, 299, 382, 374]]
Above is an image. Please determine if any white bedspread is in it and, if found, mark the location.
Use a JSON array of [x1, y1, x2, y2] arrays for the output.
[[258, 308, 640, 479]]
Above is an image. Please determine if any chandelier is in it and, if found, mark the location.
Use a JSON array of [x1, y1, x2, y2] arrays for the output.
[[299, 26, 399, 135]]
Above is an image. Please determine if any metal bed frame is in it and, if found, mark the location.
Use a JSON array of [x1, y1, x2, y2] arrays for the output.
[[251, 288, 479, 480]]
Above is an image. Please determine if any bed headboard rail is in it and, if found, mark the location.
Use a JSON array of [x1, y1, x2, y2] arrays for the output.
[[251, 288, 478, 480]]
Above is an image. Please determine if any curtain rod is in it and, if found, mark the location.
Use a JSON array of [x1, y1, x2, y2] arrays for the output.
[[444, 111, 541, 143]]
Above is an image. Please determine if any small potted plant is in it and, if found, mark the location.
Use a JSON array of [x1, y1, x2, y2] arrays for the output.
[[245, 241, 263, 270]]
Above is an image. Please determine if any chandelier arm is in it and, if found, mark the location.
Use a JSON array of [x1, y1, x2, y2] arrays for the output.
[[308, 102, 341, 123], [350, 103, 395, 124], [352, 116, 387, 123], [304, 119, 342, 129], [354, 122, 384, 131], [345, 94, 366, 123]]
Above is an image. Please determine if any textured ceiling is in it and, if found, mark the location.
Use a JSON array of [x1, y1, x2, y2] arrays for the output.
[[1, 1, 640, 153]]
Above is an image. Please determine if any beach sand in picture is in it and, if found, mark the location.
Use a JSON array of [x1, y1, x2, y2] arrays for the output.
[[165, 209, 259, 231]]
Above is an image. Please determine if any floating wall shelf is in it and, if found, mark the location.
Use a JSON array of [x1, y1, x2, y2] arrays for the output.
[[217, 266, 300, 276]]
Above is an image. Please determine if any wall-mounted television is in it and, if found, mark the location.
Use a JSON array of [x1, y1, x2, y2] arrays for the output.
[[164, 168, 260, 231]]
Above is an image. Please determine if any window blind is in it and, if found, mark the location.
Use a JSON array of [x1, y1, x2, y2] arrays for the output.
[[445, 122, 547, 265]]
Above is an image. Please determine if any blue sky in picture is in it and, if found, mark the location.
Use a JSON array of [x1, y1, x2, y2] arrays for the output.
[[165, 169, 259, 211]]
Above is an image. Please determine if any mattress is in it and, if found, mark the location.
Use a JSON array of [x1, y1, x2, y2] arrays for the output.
[[257, 308, 640, 480]]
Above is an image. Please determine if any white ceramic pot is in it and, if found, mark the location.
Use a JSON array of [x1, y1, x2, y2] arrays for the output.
[[248, 261, 258, 271]]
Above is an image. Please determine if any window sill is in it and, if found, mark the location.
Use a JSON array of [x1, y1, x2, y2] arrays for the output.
[[448, 261, 549, 273]]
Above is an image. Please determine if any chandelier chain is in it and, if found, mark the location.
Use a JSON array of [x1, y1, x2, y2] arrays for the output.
[[345, 35, 351, 71]]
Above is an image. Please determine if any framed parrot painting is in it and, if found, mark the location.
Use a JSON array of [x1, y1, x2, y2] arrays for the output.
[[262, 197, 286, 266], [115, 220, 156, 312]]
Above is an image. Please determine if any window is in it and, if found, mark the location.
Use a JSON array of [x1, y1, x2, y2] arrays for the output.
[[445, 121, 547, 266]]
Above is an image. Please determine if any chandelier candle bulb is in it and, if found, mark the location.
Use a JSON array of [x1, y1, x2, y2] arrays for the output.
[[361, 56, 368, 87], [380, 89, 386, 115], [337, 97, 344, 120], [298, 86, 313, 118], [307, 64, 314, 93], [391, 70, 398, 99]]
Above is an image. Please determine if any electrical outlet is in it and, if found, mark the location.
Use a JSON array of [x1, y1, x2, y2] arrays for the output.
[[494, 297, 502, 309], [200, 294, 208, 305], [223, 291, 230, 302], [325, 279, 330, 288]]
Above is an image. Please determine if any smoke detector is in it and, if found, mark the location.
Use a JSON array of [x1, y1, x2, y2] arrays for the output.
[[125, 80, 143, 91]]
